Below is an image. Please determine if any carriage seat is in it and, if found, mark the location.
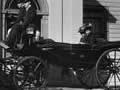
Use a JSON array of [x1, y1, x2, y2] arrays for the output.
[[38, 41, 92, 50], [34, 38, 92, 50], [55, 42, 92, 50]]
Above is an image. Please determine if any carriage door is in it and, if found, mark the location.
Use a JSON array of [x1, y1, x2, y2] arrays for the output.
[[2, 0, 49, 57]]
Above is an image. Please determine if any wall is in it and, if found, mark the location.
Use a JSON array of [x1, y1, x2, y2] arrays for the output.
[[71, 0, 83, 43], [47, 0, 63, 42], [98, 0, 120, 41], [63, 0, 83, 43], [84, 0, 120, 41], [47, 0, 83, 43], [62, 0, 72, 43]]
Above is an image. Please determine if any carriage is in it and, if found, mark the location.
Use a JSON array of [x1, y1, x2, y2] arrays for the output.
[[1, 24, 120, 90]]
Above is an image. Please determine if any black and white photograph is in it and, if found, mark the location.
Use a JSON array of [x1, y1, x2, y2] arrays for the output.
[[0, 0, 120, 90]]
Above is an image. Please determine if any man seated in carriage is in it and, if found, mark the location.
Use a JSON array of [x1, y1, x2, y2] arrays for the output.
[[18, 24, 41, 49]]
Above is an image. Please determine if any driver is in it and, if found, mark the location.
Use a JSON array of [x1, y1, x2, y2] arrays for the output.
[[23, 24, 40, 44], [0, 0, 36, 49], [16, 24, 41, 49]]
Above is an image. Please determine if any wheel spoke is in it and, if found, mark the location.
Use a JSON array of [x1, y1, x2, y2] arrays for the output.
[[16, 72, 24, 77], [34, 62, 41, 72], [114, 50, 116, 60], [20, 77, 28, 87], [114, 74, 117, 89], [112, 60, 116, 67], [116, 59, 120, 66], [116, 73, 120, 82], [4, 66, 11, 71], [107, 53, 111, 59], [106, 73, 113, 87], [117, 72, 120, 78]]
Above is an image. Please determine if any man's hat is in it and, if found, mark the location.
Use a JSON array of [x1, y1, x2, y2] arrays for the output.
[[16, 0, 31, 3]]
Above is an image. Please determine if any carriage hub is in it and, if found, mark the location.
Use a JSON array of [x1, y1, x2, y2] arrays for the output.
[[112, 66, 119, 74]]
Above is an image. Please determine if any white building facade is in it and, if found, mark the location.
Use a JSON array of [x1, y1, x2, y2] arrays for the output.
[[46, 0, 83, 43]]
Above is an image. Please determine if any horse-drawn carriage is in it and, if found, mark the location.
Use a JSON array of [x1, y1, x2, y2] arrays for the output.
[[1, 24, 120, 90]]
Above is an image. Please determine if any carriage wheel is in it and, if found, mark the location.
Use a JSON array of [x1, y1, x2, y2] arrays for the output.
[[96, 48, 120, 89], [76, 66, 100, 88], [13, 56, 47, 89], [2, 57, 18, 76], [0, 57, 18, 87]]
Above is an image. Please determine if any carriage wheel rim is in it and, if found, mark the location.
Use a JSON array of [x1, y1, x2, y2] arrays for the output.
[[13, 56, 47, 89], [96, 48, 120, 89]]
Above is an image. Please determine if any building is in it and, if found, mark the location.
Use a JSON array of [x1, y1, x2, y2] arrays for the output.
[[84, 0, 120, 41], [0, 0, 120, 88], [0, 0, 120, 56]]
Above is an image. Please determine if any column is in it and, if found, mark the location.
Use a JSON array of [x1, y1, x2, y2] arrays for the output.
[[1, 0, 6, 58], [41, 16, 49, 39], [63, 0, 83, 43], [72, 0, 83, 43], [0, 0, 2, 57], [62, 0, 72, 43], [47, 0, 63, 42]]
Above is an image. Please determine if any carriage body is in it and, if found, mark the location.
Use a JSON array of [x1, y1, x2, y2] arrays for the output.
[[2, 39, 120, 89], [17, 40, 120, 68], [2, 23, 120, 89], [19, 40, 120, 88]]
